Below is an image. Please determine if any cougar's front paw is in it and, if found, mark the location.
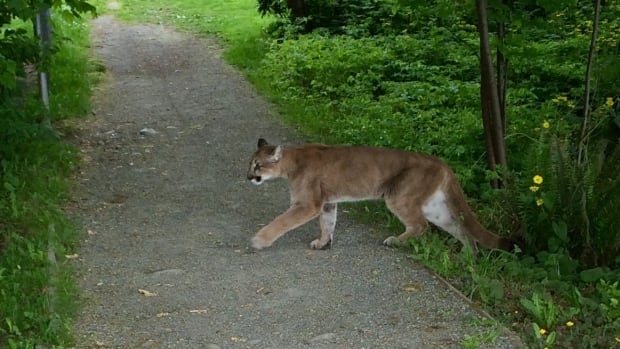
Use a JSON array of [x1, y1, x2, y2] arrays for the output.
[[382, 236, 401, 247], [310, 238, 331, 250], [251, 235, 272, 250]]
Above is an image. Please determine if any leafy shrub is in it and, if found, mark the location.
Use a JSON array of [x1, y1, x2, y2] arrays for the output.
[[0, 0, 95, 94], [259, 0, 411, 35], [257, 0, 620, 271], [514, 99, 620, 268], [0, 9, 93, 347]]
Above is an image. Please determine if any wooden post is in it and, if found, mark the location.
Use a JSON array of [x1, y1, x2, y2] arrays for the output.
[[36, 8, 52, 129]]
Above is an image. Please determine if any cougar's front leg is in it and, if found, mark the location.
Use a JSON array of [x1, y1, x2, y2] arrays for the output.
[[310, 203, 337, 250], [251, 204, 321, 250]]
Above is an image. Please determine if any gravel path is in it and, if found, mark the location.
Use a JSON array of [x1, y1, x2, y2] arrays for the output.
[[69, 15, 523, 349]]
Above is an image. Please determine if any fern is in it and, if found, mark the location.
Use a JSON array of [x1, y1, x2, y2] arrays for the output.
[[589, 140, 620, 265], [524, 130, 620, 267]]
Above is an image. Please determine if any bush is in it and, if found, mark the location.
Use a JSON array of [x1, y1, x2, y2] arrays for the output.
[[515, 99, 620, 268], [259, 0, 411, 35], [0, 9, 93, 347]]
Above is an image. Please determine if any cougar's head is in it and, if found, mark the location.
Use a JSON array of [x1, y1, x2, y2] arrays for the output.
[[247, 138, 283, 185]]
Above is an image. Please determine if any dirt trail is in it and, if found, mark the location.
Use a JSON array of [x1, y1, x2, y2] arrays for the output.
[[69, 15, 523, 349]]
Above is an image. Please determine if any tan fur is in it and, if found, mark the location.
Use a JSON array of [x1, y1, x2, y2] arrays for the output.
[[247, 138, 514, 252]]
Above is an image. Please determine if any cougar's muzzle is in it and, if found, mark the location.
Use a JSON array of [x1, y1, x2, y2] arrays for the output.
[[247, 173, 263, 185]]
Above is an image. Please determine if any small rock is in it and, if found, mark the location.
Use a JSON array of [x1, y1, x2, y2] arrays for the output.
[[139, 128, 158, 136], [150, 268, 185, 278], [310, 332, 336, 342]]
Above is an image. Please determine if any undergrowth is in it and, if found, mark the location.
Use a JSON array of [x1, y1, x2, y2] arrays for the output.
[[0, 14, 94, 349], [249, 2, 620, 347]]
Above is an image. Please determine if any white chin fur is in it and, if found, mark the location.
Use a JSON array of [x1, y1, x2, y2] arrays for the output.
[[251, 178, 263, 185]]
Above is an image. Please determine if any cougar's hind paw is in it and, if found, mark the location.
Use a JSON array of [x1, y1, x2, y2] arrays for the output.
[[382, 236, 401, 247]]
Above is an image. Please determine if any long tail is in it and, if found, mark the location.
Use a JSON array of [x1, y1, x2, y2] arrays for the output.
[[445, 173, 515, 251]]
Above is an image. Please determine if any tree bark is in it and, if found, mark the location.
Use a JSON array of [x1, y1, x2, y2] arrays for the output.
[[476, 0, 507, 187], [576, 0, 601, 262], [578, 0, 601, 166], [481, 73, 499, 188], [497, 18, 507, 136]]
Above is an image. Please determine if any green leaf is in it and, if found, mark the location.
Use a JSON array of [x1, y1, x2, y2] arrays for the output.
[[545, 331, 557, 345], [0, 57, 17, 90], [531, 322, 542, 339], [489, 279, 504, 301], [552, 220, 568, 243], [580, 267, 606, 283]]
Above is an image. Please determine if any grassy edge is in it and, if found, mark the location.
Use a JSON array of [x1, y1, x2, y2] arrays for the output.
[[0, 13, 96, 348]]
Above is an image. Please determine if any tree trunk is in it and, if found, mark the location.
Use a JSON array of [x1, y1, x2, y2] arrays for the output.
[[497, 18, 507, 136], [286, 0, 306, 19], [481, 74, 500, 188], [476, 0, 507, 188], [576, 0, 601, 263], [578, 0, 601, 166]]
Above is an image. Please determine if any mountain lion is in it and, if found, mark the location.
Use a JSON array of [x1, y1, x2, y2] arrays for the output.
[[247, 138, 515, 252]]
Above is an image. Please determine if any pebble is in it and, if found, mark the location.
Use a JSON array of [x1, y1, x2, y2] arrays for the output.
[[139, 128, 158, 136], [150, 268, 185, 278], [310, 332, 336, 342]]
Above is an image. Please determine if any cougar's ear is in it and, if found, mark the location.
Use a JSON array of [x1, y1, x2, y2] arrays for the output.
[[267, 145, 283, 163], [257, 138, 269, 148]]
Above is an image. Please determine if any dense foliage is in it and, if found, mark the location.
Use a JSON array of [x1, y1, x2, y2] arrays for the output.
[[255, 0, 619, 347], [257, 0, 620, 264], [0, 0, 95, 93], [1, 1, 95, 347]]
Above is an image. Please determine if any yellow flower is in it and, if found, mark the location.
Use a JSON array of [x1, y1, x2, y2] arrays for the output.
[[533, 175, 544, 184], [557, 96, 568, 101], [566, 321, 574, 327], [530, 186, 540, 192], [542, 120, 550, 129], [616, 336, 620, 343], [536, 198, 544, 206], [607, 97, 615, 107], [539, 328, 547, 335]]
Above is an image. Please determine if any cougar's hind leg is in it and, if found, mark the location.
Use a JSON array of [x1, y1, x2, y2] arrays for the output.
[[310, 203, 337, 250], [383, 197, 428, 247], [422, 190, 478, 254]]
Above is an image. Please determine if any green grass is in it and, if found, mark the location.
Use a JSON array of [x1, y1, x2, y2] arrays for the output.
[[0, 14, 95, 349], [94, 0, 272, 69]]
